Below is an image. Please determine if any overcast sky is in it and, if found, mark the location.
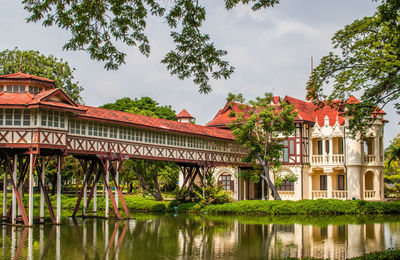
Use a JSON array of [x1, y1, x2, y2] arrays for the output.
[[1, 1, 397, 146]]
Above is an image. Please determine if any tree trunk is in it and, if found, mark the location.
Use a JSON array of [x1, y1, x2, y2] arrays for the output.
[[256, 154, 282, 200], [153, 175, 163, 201]]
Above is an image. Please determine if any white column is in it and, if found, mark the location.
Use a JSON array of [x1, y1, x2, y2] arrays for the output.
[[105, 220, 109, 260], [327, 174, 332, 199], [3, 160, 7, 217], [93, 175, 97, 216], [329, 138, 333, 164], [322, 138, 326, 163], [115, 161, 119, 208], [105, 160, 109, 218], [11, 226, 16, 259], [56, 156, 62, 224], [12, 155, 17, 224], [40, 161, 45, 220], [93, 219, 97, 248], [28, 153, 34, 226], [309, 175, 313, 199]]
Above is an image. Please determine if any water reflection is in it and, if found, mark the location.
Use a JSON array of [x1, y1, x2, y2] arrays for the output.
[[0, 214, 399, 259]]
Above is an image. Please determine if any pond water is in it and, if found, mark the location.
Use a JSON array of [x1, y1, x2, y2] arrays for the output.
[[1, 213, 400, 259]]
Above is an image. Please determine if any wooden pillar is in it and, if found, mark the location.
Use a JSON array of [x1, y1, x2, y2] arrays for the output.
[[56, 156, 62, 224], [56, 226, 61, 260], [28, 153, 34, 226], [115, 161, 119, 208], [3, 158, 7, 217], [93, 174, 97, 216], [244, 181, 247, 200], [40, 160, 45, 220], [83, 178, 87, 216], [105, 160, 109, 218], [261, 179, 265, 200], [28, 228, 33, 259], [11, 154, 17, 224]]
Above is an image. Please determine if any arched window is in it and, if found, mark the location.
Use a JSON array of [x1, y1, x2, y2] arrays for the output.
[[218, 174, 234, 191]]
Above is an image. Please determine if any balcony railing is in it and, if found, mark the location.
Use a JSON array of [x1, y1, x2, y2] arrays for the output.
[[364, 190, 376, 200], [278, 191, 295, 200], [312, 190, 327, 199], [332, 190, 347, 199], [363, 155, 376, 164], [311, 154, 344, 165]]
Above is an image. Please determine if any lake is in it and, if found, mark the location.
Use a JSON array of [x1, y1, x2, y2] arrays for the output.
[[1, 213, 400, 259]]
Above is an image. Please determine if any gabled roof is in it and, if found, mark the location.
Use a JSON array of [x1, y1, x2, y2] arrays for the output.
[[0, 88, 85, 113], [0, 72, 55, 86], [78, 106, 234, 140], [176, 109, 193, 119]]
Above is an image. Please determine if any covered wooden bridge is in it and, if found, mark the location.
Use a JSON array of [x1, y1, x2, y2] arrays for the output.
[[0, 72, 246, 226]]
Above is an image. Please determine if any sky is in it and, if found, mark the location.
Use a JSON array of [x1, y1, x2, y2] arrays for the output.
[[1, 0, 397, 146]]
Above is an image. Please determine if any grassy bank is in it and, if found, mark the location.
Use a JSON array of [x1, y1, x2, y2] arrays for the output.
[[2, 193, 400, 216], [285, 249, 400, 259], [202, 199, 400, 216]]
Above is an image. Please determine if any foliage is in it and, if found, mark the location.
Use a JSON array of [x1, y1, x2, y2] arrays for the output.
[[227, 92, 297, 200], [101, 96, 176, 120], [174, 182, 232, 206], [348, 249, 400, 260], [306, 0, 400, 137], [22, 0, 279, 93], [0, 48, 83, 103], [204, 199, 400, 216]]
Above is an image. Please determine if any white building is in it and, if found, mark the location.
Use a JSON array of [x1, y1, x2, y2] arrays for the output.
[[198, 95, 386, 201]]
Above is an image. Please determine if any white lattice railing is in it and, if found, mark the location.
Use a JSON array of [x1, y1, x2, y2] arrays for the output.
[[312, 154, 344, 165], [312, 190, 328, 199], [364, 190, 376, 200], [363, 155, 376, 164], [332, 190, 347, 199]]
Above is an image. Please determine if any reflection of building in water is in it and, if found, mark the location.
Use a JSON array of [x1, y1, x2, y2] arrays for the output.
[[174, 221, 389, 260]]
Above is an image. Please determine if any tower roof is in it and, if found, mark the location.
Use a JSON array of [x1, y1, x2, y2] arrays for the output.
[[176, 109, 193, 119]]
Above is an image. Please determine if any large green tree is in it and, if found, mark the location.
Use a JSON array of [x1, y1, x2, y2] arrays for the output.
[[101, 96, 176, 120], [102, 96, 178, 200], [21, 0, 279, 94], [227, 93, 297, 200], [306, 0, 400, 136], [0, 48, 84, 104]]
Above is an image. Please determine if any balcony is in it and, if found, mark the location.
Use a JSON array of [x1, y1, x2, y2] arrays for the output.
[[363, 155, 376, 164], [312, 190, 347, 200], [278, 191, 295, 200], [311, 154, 344, 166]]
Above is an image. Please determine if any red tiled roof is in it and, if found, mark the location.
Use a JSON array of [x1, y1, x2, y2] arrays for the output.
[[206, 95, 385, 128], [0, 72, 55, 84], [176, 109, 193, 119], [78, 106, 234, 140], [0, 89, 85, 113]]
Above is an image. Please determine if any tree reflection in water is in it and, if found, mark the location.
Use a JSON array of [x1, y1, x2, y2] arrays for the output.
[[0, 214, 399, 259]]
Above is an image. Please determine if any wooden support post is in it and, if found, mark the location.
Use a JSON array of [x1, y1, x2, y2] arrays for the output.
[[93, 174, 97, 216], [109, 162, 130, 218], [40, 160, 45, 220], [56, 156, 62, 224], [3, 158, 7, 218], [11, 154, 17, 224], [115, 161, 119, 208], [105, 160, 109, 218], [28, 228, 33, 259], [72, 160, 95, 218], [56, 226, 61, 260], [28, 153, 34, 226]]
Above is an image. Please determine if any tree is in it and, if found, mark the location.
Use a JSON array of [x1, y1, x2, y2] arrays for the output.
[[0, 48, 84, 104], [101, 96, 176, 120], [102, 96, 179, 200], [227, 92, 297, 200], [21, 0, 279, 94], [306, 0, 400, 136]]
